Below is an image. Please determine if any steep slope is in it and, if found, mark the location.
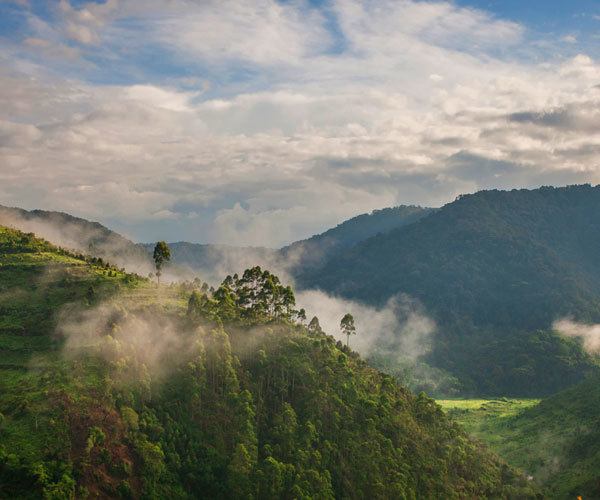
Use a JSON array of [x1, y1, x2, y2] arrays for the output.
[[0, 226, 536, 498], [0, 205, 152, 274], [299, 185, 600, 395]]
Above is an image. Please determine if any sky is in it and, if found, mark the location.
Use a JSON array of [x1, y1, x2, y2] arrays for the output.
[[0, 0, 598, 246]]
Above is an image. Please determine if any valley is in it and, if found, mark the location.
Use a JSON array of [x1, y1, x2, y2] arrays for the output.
[[3, 185, 600, 497]]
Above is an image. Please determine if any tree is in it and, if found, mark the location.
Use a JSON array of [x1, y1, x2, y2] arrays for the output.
[[152, 241, 171, 284], [85, 285, 95, 305], [296, 308, 306, 325], [340, 313, 356, 347], [187, 291, 203, 317], [308, 316, 322, 334]]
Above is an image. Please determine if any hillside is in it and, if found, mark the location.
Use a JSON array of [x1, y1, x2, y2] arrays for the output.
[[439, 380, 600, 498], [299, 185, 600, 396], [0, 226, 535, 498], [281, 205, 434, 271], [0, 205, 152, 275]]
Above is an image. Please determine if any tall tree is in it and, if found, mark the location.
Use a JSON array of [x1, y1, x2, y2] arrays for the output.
[[308, 316, 322, 334], [187, 290, 203, 317], [340, 313, 356, 347], [152, 241, 171, 284], [296, 308, 307, 325]]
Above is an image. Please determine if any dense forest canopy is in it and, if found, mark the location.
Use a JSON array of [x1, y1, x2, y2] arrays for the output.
[[0, 226, 535, 498]]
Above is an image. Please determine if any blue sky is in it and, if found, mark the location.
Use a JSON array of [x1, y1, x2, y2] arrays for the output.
[[0, 0, 598, 245]]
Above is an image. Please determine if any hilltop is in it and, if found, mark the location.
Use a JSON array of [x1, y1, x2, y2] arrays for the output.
[[0, 226, 535, 498]]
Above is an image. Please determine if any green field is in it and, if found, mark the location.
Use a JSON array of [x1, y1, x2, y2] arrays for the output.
[[438, 396, 600, 497], [437, 399, 542, 473]]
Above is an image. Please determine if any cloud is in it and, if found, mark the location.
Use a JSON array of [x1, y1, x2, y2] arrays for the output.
[[561, 35, 578, 44], [57, 0, 120, 45], [0, 1, 599, 246]]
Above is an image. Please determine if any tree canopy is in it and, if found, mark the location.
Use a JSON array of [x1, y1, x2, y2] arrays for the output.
[[152, 241, 171, 283]]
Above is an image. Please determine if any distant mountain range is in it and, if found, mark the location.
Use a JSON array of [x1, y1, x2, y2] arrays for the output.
[[4, 185, 600, 397], [0, 203, 432, 283], [299, 185, 600, 395]]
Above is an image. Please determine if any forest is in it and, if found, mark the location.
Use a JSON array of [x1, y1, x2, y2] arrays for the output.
[[300, 185, 600, 395], [0, 226, 535, 498]]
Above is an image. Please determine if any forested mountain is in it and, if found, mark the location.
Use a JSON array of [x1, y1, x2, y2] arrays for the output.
[[0, 204, 433, 286], [6, 188, 600, 398], [298, 185, 600, 396], [281, 205, 434, 270], [138, 205, 433, 281], [0, 226, 535, 498]]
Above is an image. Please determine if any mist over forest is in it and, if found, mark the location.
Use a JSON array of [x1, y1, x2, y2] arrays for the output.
[[2, 0, 600, 498]]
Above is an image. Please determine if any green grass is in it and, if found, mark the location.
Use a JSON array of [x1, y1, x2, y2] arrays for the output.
[[437, 396, 600, 497], [436, 399, 542, 470]]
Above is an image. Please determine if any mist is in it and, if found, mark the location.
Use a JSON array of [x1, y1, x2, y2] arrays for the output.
[[296, 290, 436, 360], [553, 318, 600, 354], [56, 300, 202, 385], [0, 205, 155, 275]]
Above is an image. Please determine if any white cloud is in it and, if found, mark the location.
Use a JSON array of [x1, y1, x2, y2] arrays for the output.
[[0, 1, 599, 245]]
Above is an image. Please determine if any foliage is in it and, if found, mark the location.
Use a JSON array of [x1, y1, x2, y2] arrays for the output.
[[152, 241, 171, 283], [300, 185, 600, 395], [0, 226, 537, 498], [438, 390, 600, 498], [340, 312, 356, 347]]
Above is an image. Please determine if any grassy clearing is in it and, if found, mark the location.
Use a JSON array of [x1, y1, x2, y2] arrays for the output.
[[437, 399, 542, 462], [437, 396, 600, 497]]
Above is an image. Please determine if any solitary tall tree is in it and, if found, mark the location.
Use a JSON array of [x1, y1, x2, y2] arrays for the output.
[[153, 241, 171, 284], [340, 313, 356, 347]]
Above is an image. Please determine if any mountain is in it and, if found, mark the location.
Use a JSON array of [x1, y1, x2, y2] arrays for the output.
[[0, 225, 535, 498], [0, 202, 433, 287], [0, 204, 152, 274], [298, 185, 600, 396], [138, 205, 434, 282], [281, 205, 434, 271]]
